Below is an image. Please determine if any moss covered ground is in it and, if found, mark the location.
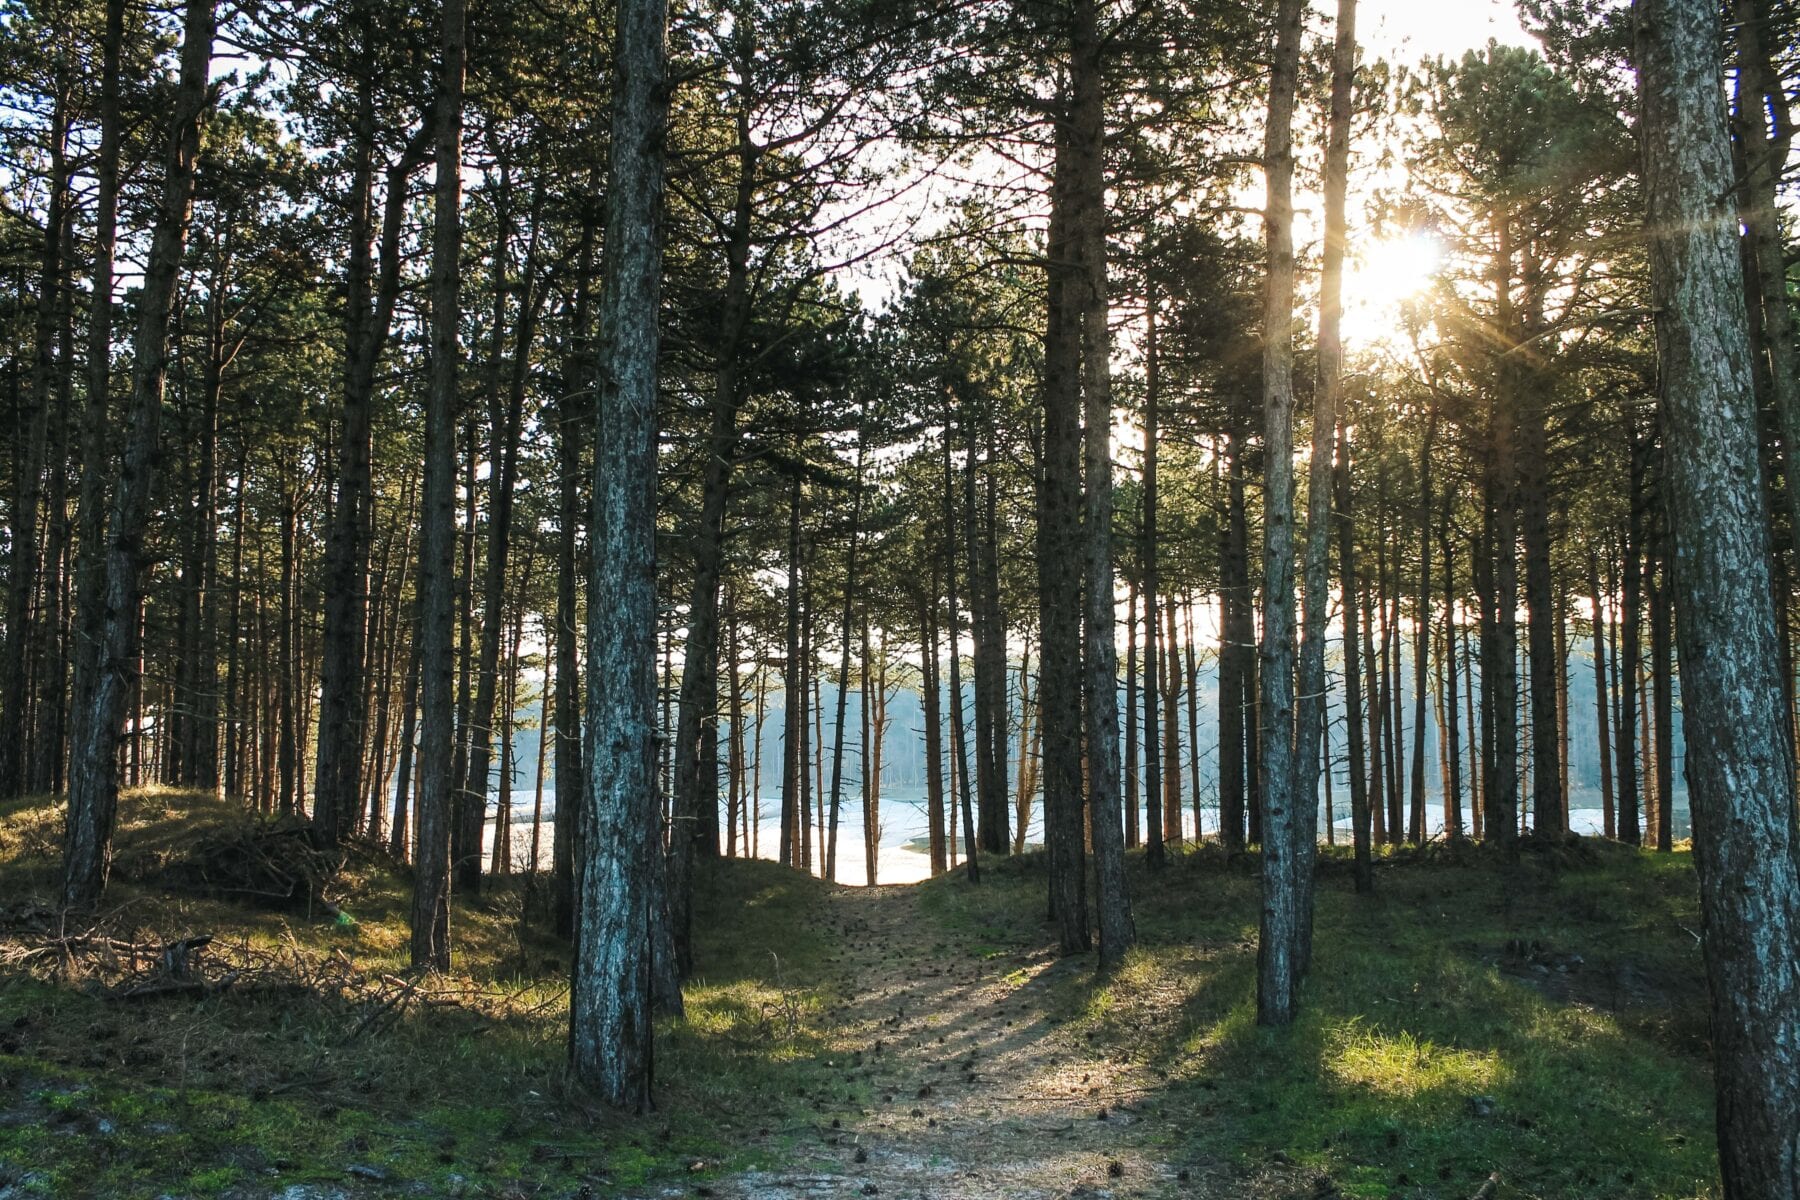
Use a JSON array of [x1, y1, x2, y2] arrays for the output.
[[0, 791, 1717, 1198]]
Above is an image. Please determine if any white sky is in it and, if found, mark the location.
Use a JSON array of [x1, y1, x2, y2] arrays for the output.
[[1346, 0, 1537, 62]]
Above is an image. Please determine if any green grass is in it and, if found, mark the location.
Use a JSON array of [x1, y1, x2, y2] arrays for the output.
[[917, 842, 1718, 1199], [0, 789, 857, 1198], [0, 792, 1723, 1198]]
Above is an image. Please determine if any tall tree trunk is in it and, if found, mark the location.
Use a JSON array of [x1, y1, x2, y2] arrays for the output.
[[1014, 643, 1037, 853], [1731, 0, 1800, 569], [67, 0, 124, 812], [62, 0, 215, 906], [920, 587, 947, 875], [1038, 91, 1086, 951], [1440, 487, 1465, 840], [967, 412, 1007, 855], [1633, 6, 1800, 1190], [1297, 0, 1356, 941], [1256, 0, 1304, 1027], [570, 0, 673, 1107], [314, 41, 380, 846], [1589, 551, 1615, 837], [410, 0, 465, 971], [824, 443, 864, 885], [1521, 372, 1564, 836], [1142, 293, 1167, 867], [553, 217, 594, 940], [861, 617, 876, 884], [32, 135, 78, 795], [1650, 536, 1675, 852], [1161, 604, 1181, 841], [1217, 440, 1246, 853], [668, 125, 758, 960], [942, 425, 981, 884], [390, 637, 420, 859], [1485, 212, 1522, 852], [781, 482, 802, 867], [1618, 441, 1645, 844], [461, 184, 545, 892], [1, 64, 68, 799], [1072, 0, 1131, 964], [1124, 578, 1140, 849], [726, 593, 743, 859], [1410, 398, 1437, 844]]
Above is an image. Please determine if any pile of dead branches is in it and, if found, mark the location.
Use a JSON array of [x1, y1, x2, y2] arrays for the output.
[[0, 907, 567, 1041], [152, 819, 346, 916]]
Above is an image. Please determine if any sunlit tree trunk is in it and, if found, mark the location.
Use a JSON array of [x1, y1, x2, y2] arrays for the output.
[[570, 0, 673, 1108], [1255, 0, 1304, 1027], [63, 0, 215, 906]]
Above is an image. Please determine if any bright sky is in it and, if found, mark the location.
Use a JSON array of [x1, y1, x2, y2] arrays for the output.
[[1347, 0, 1536, 62]]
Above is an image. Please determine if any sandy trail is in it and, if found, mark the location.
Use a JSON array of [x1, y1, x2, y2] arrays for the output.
[[650, 884, 1298, 1200]]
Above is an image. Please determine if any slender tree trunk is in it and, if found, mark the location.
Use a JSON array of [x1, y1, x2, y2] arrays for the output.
[[1650, 538, 1675, 852], [781, 482, 802, 867], [314, 34, 381, 846], [1184, 596, 1203, 838], [2, 67, 68, 799], [1038, 92, 1087, 950], [1014, 642, 1036, 853], [1442, 493, 1464, 840], [1338, 430, 1372, 892], [824, 441, 865, 885], [920, 587, 946, 875], [410, 0, 464, 971], [1072, 0, 1130, 962], [1256, 0, 1304, 1027], [964, 409, 1006, 857], [1589, 552, 1615, 837], [390, 638, 420, 859], [553, 217, 594, 940], [1410, 398, 1437, 844], [67, 0, 124, 812], [1297, 0, 1357, 942], [1142, 292, 1167, 867], [63, 0, 215, 905], [1486, 211, 1522, 852], [1619, 446, 1644, 845], [667, 131, 758, 961], [1125, 579, 1140, 848], [1162, 604, 1181, 842], [942, 427, 980, 884], [861, 618, 876, 884]]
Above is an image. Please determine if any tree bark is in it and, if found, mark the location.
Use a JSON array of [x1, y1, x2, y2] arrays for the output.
[[1633, 4, 1800, 1191], [570, 0, 672, 1108], [1297, 0, 1357, 950], [1346, 422, 1368, 892], [1038, 88, 1087, 951], [943, 418, 981, 884], [410, 0, 465, 971], [1071, 0, 1132, 965], [1256, 0, 1305, 1027], [62, 0, 215, 906]]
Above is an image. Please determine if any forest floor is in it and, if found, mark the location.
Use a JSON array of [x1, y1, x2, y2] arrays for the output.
[[0, 790, 1719, 1200]]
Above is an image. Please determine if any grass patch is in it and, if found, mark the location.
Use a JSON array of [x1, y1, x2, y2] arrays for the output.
[[916, 840, 1718, 1199], [0, 789, 854, 1198]]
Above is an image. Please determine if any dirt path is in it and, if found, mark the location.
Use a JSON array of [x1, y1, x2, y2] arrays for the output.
[[661, 884, 1280, 1200]]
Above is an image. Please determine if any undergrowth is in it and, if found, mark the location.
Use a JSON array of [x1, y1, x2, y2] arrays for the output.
[[917, 838, 1717, 1199], [0, 789, 848, 1199]]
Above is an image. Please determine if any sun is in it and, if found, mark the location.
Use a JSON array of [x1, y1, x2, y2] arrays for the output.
[[1341, 232, 1444, 345]]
